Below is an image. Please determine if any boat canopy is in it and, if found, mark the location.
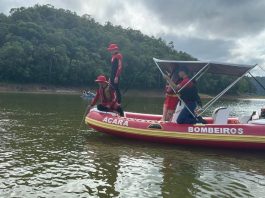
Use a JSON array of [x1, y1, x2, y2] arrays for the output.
[[153, 58, 256, 77], [153, 57, 257, 116]]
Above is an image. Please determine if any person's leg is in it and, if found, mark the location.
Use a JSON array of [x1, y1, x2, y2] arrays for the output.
[[113, 82, 122, 103], [177, 101, 196, 124], [162, 104, 168, 121], [116, 106, 124, 117], [163, 96, 175, 121], [186, 102, 197, 124], [166, 109, 174, 121], [167, 97, 178, 121], [97, 104, 110, 112], [177, 107, 190, 124]]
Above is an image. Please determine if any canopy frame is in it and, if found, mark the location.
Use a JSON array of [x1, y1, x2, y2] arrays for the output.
[[178, 62, 210, 93], [153, 58, 257, 117], [198, 67, 256, 116], [154, 59, 198, 120]]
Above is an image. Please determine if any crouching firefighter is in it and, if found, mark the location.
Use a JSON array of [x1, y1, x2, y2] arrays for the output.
[[88, 75, 124, 116]]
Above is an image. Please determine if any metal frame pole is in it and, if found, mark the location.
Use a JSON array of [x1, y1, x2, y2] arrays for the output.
[[199, 76, 242, 116], [153, 58, 197, 120], [199, 66, 256, 116], [258, 65, 265, 73], [178, 63, 210, 93]]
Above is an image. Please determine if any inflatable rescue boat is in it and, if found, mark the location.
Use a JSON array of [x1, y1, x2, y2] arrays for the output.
[[85, 108, 265, 150], [85, 58, 265, 149]]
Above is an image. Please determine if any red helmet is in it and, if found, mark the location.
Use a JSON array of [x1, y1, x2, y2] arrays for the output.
[[95, 75, 108, 83], [107, 43, 119, 51]]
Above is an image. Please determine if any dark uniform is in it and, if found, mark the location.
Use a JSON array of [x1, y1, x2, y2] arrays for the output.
[[110, 52, 123, 103], [177, 77, 202, 124]]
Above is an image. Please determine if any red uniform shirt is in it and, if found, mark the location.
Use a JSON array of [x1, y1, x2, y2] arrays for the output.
[[178, 76, 193, 89], [164, 75, 180, 110], [91, 85, 118, 108]]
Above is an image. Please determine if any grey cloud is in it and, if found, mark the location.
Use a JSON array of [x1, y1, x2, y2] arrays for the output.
[[0, 0, 24, 14], [3, 0, 264, 39], [138, 0, 265, 38], [164, 34, 233, 61], [0, 0, 50, 14], [0, 0, 86, 15], [100, 2, 125, 21], [55, 0, 84, 12], [0, 0, 125, 24]]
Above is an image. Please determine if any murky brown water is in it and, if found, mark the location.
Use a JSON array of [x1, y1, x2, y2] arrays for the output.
[[0, 93, 264, 197]]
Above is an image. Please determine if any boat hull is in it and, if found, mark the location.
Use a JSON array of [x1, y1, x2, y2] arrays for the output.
[[85, 109, 265, 150]]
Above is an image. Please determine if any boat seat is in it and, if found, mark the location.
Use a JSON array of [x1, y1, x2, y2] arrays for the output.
[[239, 115, 252, 124], [212, 107, 230, 124], [248, 119, 265, 125]]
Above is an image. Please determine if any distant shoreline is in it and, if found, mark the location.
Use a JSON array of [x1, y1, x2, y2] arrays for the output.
[[0, 83, 83, 95], [0, 83, 264, 99]]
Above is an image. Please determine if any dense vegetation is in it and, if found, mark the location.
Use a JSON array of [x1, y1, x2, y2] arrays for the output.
[[250, 77, 265, 95], [0, 4, 256, 94]]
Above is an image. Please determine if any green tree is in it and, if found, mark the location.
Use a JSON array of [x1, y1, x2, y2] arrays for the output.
[[0, 4, 255, 95]]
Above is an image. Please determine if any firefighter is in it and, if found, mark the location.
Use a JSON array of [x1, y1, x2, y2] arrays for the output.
[[89, 75, 124, 116], [162, 67, 181, 121], [107, 43, 123, 103]]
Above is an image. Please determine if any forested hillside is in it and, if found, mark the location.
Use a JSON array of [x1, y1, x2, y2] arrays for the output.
[[0, 4, 255, 94]]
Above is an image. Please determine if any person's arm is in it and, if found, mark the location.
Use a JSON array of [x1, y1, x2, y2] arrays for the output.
[[86, 90, 99, 114], [165, 84, 173, 93], [177, 78, 193, 90], [163, 73, 178, 90], [90, 90, 99, 107]]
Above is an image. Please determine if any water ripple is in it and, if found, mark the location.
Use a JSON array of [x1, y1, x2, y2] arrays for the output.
[[0, 93, 265, 197]]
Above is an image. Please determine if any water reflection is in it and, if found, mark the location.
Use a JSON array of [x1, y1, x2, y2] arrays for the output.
[[83, 135, 265, 198], [83, 136, 164, 197], [161, 152, 199, 197], [83, 134, 121, 197]]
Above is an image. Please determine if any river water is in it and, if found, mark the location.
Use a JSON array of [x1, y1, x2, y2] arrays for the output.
[[0, 93, 264, 198]]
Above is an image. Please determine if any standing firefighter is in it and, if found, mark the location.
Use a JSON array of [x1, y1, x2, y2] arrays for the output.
[[176, 66, 202, 124], [107, 43, 123, 103], [162, 67, 181, 121]]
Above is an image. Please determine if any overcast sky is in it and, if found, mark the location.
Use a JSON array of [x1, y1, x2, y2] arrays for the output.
[[1, 0, 265, 75]]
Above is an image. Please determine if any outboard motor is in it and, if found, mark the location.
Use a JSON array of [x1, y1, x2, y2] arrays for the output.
[[251, 111, 259, 120], [260, 107, 265, 119], [249, 108, 265, 125]]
